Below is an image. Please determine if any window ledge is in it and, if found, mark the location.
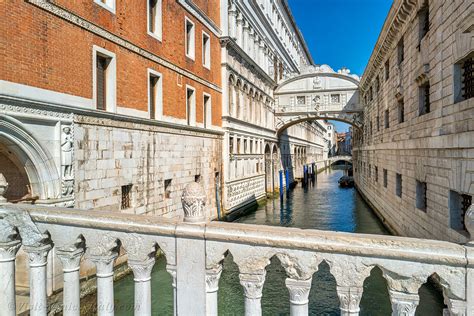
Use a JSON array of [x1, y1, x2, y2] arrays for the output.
[[147, 31, 162, 42], [94, 0, 115, 14]]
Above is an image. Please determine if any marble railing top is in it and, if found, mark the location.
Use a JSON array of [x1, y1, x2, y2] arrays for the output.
[[0, 203, 471, 267]]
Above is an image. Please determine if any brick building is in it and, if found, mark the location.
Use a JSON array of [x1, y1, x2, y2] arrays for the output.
[[0, 0, 223, 218]]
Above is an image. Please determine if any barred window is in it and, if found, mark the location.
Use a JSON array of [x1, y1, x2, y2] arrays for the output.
[[397, 38, 404, 65], [418, 3, 429, 43], [419, 82, 430, 115], [396, 173, 402, 197], [383, 169, 388, 188], [164, 179, 172, 199], [449, 191, 472, 233], [121, 184, 132, 210], [461, 55, 474, 101], [297, 96, 306, 105], [375, 166, 378, 182], [416, 181, 427, 211], [398, 99, 405, 123]]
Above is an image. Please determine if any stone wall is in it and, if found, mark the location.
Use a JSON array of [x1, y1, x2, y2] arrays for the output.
[[354, 0, 473, 243]]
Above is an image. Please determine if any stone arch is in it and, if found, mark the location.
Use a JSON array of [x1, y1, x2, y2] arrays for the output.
[[0, 114, 61, 200]]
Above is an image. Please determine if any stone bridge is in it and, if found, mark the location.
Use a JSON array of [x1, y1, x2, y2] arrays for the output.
[[274, 65, 364, 136], [0, 182, 473, 316], [328, 155, 352, 164]]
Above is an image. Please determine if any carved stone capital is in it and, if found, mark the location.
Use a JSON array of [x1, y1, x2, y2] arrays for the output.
[[337, 286, 364, 314], [24, 243, 53, 268], [128, 257, 155, 282], [206, 265, 223, 293], [389, 290, 419, 316], [88, 252, 118, 278], [181, 182, 207, 223], [166, 264, 177, 288], [0, 239, 21, 262], [56, 247, 84, 273], [285, 278, 312, 305], [239, 272, 266, 299]]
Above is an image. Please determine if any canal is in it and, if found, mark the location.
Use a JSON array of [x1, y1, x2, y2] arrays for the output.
[[113, 168, 445, 315]]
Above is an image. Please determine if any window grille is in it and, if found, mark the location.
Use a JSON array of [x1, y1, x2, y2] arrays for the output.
[[462, 56, 473, 100], [121, 184, 132, 209]]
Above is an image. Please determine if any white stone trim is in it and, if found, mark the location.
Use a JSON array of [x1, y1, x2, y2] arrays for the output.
[[147, 0, 162, 42], [116, 107, 149, 119], [93, 0, 115, 14], [147, 68, 163, 120], [92, 45, 117, 113], [0, 80, 92, 110], [185, 17, 196, 61], [185, 85, 196, 126], [202, 31, 211, 70]]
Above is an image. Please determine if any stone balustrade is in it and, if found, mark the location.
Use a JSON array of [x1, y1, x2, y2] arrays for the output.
[[0, 193, 473, 315]]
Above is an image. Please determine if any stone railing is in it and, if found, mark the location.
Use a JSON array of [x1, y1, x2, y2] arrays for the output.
[[0, 183, 473, 316]]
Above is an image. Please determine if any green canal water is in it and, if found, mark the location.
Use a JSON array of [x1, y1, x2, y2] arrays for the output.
[[113, 168, 445, 315]]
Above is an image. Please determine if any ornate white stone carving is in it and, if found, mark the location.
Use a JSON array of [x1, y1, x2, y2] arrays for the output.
[[239, 272, 266, 299], [0, 239, 21, 262], [0, 173, 8, 203], [206, 265, 223, 293], [56, 245, 84, 273], [128, 257, 155, 282], [285, 277, 312, 305], [389, 290, 419, 316], [337, 286, 364, 315], [181, 182, 207, 223], [3, 210, 47, 247], [89, 252, 118, 278], [24, 243, 52, 267]]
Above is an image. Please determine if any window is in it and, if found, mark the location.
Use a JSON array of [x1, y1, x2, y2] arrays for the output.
[[237, 138, 241, 153], [297, 96, 305, 105], [455, 53, 474, 103], [368, 164, 372, 178], [229, 136, 234, 154], [418, 3, 429, 43], [449, 191, 472, 233], [94, 47, 116, 112], [376, 115, 380, 131], [148, 70, 162, 120], [331, 94, 340, 103], [202, 32, 211, 69], [203, 94, 211, 128], [398, 99, 405, 123], [94, 0, 115, 13], [186, 86, 196, 126], [375, 77, 380, 93], [164, 179, 172, 199], [396, 173, 402, 197], [419, 82, 430, 115], [383, 169, 388, 188], [416, 180, 427, 211], [121, 184, 132, 209], [195, 175, 201, 183], [385, 60, 390, 81], [397, 38, 405, 65], [384, 109, 389, 129], [375, 166, 378, 182], [148, 0, 162, 40], [185, 18, 195, 59]]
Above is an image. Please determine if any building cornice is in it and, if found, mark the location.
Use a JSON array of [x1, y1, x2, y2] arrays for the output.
[[26, 0, 222, 93], [360, 0, 417, 91]]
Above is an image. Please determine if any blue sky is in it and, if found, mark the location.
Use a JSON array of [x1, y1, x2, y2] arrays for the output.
[[287, 0, 393, 132]]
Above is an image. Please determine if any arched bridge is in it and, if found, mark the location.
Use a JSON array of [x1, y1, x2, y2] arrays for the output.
[[328, 155, 352, 164], [274, 65, 364, 135]]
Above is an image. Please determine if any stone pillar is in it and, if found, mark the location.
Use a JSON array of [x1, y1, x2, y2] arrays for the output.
[[239, 271, 266, 316], [465, 204, 473, 315], [243, 21, 249, 53], [56, 247, 84, 316], [0, 238, 21, 316], [236, 14, 243, 47], [24, 243, 53, 316], [285, 278, 312, 316], [389, 290, 419, 316], [166, 264, 177, 316], [89, 252, 118, 316], [337, 286, 364, 316], [228, 3, 237, 39], [206, 265, 223, 316], [128, 257, 155, 316]]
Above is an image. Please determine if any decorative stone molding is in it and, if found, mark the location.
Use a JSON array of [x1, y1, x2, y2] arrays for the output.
[[206, 265, 223, 293], [121, 233, 156, 262], [0, 173, 8, 203], [181, 182, 207, 223], [0, 239, 21, 262], [24, 243, 53, 268], [56, 246, 84, 273], [128, 257, 155, 282], [285, 277, 312, 305], [337, 286, 364, 315], [239, 272, 266, 299], [88, 252, 118, 278], [389, 290, 419, 316], [3, 210, 48, 247], [0, 102, 74, 121], [276, 252, 319, 280]]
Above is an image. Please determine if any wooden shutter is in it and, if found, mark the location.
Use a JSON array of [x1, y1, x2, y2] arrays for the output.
[[96, 56, 107, 111]]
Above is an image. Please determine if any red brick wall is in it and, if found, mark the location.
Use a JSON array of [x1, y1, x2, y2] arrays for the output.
[[0, 0, 221, 125]]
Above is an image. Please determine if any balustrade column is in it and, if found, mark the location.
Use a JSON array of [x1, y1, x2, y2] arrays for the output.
[[389, 290, 419, 316], [337, 286, 364, 316], [89, 252, 118, 316], [24, 244, 53, 316], [0, 239, 21, 316], [285, 277, 312, 316], [56, 247, 84, 316], [128, 257, 155, 316], [239, 271, 266, 316], [206, 265, 223, 316]]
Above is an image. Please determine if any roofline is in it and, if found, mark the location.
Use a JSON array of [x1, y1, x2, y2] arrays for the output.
[[282, 0, 315, 66]]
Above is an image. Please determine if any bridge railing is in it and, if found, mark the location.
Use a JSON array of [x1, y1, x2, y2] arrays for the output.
[[0, 185, 473, 316], [275, 103, 363, 114]]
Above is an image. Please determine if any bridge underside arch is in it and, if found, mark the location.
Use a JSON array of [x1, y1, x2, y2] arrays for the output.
[[276, 114, 361, 137]]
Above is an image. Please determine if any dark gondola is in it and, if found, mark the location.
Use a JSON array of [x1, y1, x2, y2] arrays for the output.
[[338, 175, 354, 188]]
